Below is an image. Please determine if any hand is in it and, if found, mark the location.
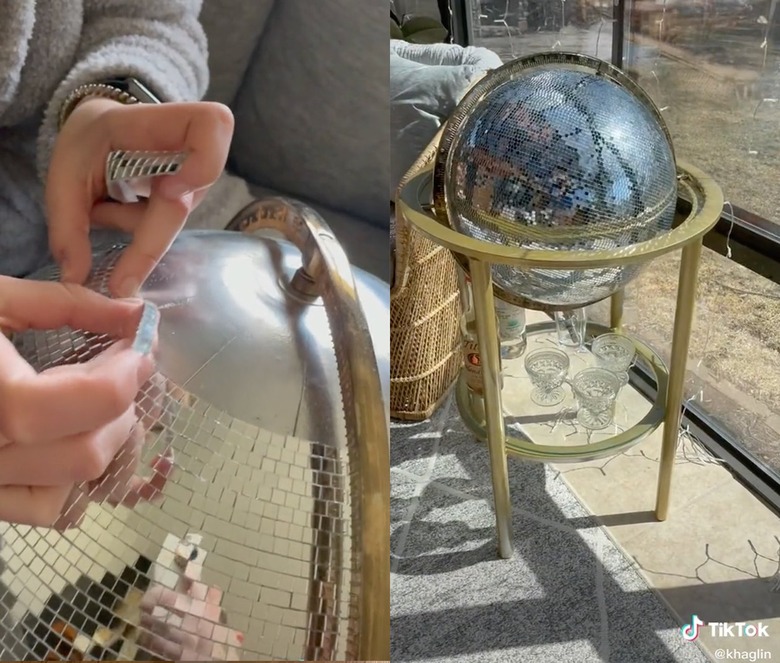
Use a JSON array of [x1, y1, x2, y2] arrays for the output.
[[139, 584, 243, 661], [0, 276, 166, 528], [47, 98, 234, 297]]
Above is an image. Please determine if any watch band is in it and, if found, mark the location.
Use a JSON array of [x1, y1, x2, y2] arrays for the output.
[[58, 83, 139, 130], [101, 78, 162, 105], [58, 77, 162, 130]]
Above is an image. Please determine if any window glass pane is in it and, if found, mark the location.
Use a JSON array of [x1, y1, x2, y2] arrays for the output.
[[464, 0, 613, 60], [623, 0, 780, 226], [621, 10, 780, 479], [463, 0, 780, 476], [588, 253, 780, 476]]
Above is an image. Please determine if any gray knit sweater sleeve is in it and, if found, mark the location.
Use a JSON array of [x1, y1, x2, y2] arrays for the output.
[[36, 0, 210, 183]]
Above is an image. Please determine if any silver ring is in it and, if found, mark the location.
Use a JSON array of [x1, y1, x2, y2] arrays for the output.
[[105, 150, 188, 203]]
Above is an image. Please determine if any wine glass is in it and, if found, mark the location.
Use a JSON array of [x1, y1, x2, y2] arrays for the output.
[[524, 348, 570, 407], [571, 367, 621, 430], [591, 332, 636, 387]]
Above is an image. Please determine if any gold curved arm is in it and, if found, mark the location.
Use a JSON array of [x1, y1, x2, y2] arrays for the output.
[[227, 198, 390, 661]]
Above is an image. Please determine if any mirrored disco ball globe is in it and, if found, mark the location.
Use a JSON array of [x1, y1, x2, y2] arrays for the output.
[[1, 227, 389, 662], [439, 53, 678, 308]]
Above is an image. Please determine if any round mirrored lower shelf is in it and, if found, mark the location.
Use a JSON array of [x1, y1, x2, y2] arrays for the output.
[[456, 321, 669, 463]]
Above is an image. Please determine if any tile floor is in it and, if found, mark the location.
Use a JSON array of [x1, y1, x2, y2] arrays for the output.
[[501, 311, 780, 660], [560, 429, 780, 660]]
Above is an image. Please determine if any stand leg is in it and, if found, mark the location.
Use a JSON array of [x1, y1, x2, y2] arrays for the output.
[[469, 259, 513, 558], [610, 289, 625, 332], [656, 240, 703, 520]]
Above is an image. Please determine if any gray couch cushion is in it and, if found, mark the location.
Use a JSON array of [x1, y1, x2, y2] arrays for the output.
[[229, 1, 389, 229], [199, 0, 277, 107]]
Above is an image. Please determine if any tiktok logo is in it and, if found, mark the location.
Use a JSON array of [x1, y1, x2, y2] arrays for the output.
[[681, 615, 770, 641], [681, 615, 705, 641]]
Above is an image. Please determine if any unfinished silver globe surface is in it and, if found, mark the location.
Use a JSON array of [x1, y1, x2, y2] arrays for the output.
[[435, 52, 679, 309], [1, 227, 389, 662]]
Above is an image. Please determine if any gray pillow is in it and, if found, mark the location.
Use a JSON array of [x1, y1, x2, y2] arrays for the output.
[[390, 44, 502, 200], [200, 0, 277, 107], [229, 1, 388, 229]]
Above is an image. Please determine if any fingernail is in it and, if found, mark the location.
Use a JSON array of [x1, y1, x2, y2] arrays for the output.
[[132, 301, 160, 355], [117, 277, 140, 298], [121, 297, 144, 306]]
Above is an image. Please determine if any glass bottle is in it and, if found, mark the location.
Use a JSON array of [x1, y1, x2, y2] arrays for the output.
[[495, 297, 527, 360], [460, 306, 486, 395], [456, 265, 484, 394], [457, 265, 502, 424]]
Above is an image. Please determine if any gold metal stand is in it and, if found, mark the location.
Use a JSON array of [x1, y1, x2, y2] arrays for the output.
[[656, 240, 704, 520], [470, 259, 514, 558], [399, 161, 723, 559], [610, 289, 625, 332]]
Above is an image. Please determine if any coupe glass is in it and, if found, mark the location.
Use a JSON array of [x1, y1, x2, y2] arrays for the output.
[[524, 348, 570, 407], [591, 332, 636, 386], [571, 367, 621, 430]]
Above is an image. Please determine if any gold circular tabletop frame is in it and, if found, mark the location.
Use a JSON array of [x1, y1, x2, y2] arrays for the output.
[[399, 159, 723, 271]]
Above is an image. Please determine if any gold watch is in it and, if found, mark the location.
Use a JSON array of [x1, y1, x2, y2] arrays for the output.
[[58, 77, 161, 129]]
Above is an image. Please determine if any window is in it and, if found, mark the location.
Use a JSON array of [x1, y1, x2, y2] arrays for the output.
[[455, 0, 780, 492], [623, 0, 780, 227], [392, 0, 454, 40]]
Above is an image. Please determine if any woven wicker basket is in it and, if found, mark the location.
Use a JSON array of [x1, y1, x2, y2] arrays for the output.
[[390, 128, 463, 421]]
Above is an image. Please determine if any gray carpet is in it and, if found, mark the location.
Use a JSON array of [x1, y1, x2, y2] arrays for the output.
[[390, 394, 712, 663]]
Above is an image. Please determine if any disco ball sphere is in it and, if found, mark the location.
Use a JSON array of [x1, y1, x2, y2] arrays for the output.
[[438, 53, 678, 309], [2, 227, 389, 662]]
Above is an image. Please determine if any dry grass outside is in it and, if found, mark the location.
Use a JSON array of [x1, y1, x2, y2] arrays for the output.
[[619, 42, 780, 465], [638, 52, 780, 225], [590, 252, 780, 427], [587, 250, 780, 470]]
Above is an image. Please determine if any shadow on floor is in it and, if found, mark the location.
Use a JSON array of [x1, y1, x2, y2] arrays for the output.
[[390, 396, 776, 662]]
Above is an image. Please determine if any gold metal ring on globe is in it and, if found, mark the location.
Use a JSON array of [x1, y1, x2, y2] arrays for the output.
[[398, 159, 723, 269]]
